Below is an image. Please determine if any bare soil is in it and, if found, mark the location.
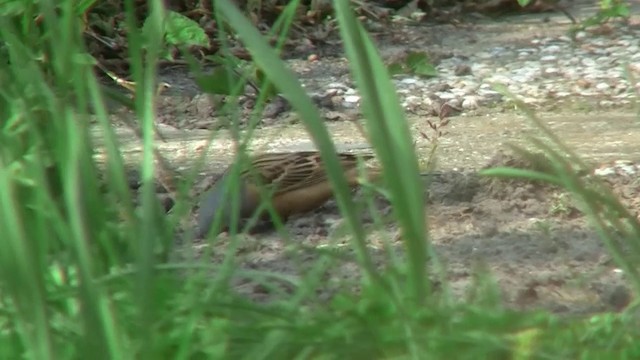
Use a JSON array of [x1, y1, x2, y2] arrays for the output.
[[96, 110, 640, 314], [93, 2, 640, 314]]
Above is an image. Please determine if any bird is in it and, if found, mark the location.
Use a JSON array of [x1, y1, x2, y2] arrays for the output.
[[196, 151, 379, 238]]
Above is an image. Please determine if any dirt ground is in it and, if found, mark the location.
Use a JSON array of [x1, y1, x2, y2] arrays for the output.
[[156, 112, 637, 314], [100, 112, 639, 314], [94, 2, 640, 314]]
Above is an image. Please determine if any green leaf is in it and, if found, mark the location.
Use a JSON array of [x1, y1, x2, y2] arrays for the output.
[[255, 68, 278, 100], [164, 11, 209, 47], [405, 52, 427, 68], [412, 61, 437, 77], [142, 10, 209, 49], [405, 52, 437, 77], [74, 0, 99, 15], [194, 67, 242, 95], [602, 3, 630, 17], [386, 63, 405, 76], [0, 1, 29, 16]]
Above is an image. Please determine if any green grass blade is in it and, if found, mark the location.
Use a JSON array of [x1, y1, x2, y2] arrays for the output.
[[214, 0, 378, 286], [332, 1, 428, 303]]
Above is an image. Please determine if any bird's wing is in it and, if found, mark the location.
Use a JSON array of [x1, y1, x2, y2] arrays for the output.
[[243, 152, 373, 194]]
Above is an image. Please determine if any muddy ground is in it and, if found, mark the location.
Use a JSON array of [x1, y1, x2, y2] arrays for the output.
[[93, 2, 640, 314]]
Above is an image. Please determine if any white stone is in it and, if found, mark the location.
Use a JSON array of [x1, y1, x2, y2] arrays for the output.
[[574, 31, 588, 41], [400, 78, 418, 85], [344, 95, 360, 103], [544, 67, 561, 76], [436, 92, 456, 100], [462, 96, 479, 109], [544, 45, 562, 53], [326, 82, 349, 90]]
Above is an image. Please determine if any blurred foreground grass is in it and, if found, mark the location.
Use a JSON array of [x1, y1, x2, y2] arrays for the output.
[[0, 0, 639, 358]]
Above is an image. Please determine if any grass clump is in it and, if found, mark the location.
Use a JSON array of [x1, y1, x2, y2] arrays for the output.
[[1, 0, 639, 358]]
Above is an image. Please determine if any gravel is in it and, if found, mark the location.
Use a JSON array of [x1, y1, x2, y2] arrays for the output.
[[151, 13, 640, 130], [316, 21, 640, 116]]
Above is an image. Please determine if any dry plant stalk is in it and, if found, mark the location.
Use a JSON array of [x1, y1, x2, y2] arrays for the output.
[[418, 102, 451, 172]]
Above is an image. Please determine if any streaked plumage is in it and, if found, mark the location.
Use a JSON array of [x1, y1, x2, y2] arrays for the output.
[[196, 151, 378, 237]]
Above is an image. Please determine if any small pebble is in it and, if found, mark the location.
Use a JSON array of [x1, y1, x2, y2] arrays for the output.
[[462, 96, 479, 110], [180, 21, 640, 125], [454, 64, 472, 76]]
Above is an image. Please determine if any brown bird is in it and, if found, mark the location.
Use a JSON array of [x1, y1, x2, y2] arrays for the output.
[[196, 151, 378, 238]]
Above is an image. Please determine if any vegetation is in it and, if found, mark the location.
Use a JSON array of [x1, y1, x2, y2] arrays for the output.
[[0, 0, 638, 359]]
